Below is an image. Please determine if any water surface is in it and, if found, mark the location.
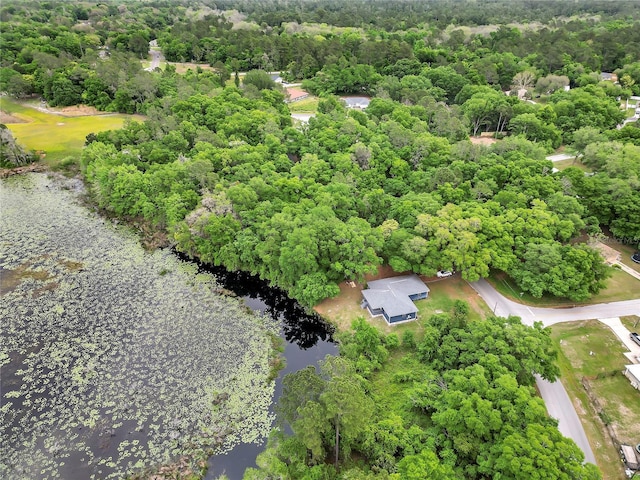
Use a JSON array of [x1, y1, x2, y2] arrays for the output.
[[0, 174, 278, 479]]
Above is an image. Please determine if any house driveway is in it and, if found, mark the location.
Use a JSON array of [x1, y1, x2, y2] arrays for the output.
[[599, 317, 640, 359]]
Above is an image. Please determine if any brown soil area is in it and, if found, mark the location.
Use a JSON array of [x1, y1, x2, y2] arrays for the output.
[[0, 110, 27, 123], [469, 133, 498, 145], [0, 163, 47, 178], [314, 265, 406, 331], [590, 240, 622, 264], [39, 104, 105, 117]]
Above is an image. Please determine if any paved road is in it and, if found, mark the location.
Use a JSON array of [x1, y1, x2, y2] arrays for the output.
[[546, 153, 577, 162], [145, 40, 163, 71], [469, 278, 640, 327], [536, 376, 597, 465], [469, 278, 640, 465]]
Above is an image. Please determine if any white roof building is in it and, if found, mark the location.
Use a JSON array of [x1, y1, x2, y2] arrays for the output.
[[624, 364, 640, 390]]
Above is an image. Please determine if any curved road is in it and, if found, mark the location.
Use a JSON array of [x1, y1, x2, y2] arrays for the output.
[[469, 278, 640, 465], [470, 278, 640, 327]]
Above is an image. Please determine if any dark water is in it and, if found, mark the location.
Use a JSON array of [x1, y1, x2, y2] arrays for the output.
[[174, 253, 338, 480]]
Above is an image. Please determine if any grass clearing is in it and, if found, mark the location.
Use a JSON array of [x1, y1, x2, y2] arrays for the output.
[[590, 374, 640, 444], [489, 267, 640, 307], [1, 97, 141, 167], [550, 320, 631, 480], [620, 315, 640, 332], [553, 157, 592, 172], [315, 270, 491, 336], [287, 96, 319, 113]]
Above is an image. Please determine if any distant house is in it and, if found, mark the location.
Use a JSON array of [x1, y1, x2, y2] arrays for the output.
[[285, 87, 309, 103], [624, 364, 640, 390], [600, 72, 618, 83], [361, 274, 429, 324], [341, 96, 370, 109]]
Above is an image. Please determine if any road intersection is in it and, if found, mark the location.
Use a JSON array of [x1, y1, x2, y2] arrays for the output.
[[469, 278, 640, 466]]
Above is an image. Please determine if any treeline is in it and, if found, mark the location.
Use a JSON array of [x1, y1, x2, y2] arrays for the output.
[[221, 0, 639, 30], [2, 0, 638, 305], [3, 0, 640, 109], [156, 9, 640, 82], [243, 311, 600, 479]]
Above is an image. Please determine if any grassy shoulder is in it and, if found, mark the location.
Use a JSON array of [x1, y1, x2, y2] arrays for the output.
[[488, 267, 640, 307], [550, 320, 637, 480], [621, 315, 640, 332], [604, 236, 640, 274], [1, 97, 141, 166]]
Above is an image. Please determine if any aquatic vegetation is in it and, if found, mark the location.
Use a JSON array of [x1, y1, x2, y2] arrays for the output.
[[0, 174, 278, 479]]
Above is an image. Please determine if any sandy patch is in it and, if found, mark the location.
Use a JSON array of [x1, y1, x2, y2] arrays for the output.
[[0, 110, 28, 123], [314, 266, 415, 331], [591, 241, 622, 264], [469, 133, 499, 145], [44, 104, 105, 117], [0, 163, 47, 178]]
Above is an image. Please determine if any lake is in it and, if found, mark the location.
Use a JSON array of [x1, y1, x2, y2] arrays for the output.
[[0, 173, 336, 480]]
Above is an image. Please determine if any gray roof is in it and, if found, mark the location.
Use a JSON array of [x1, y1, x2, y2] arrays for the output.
[[341, 96, 371, 108], [362, 274, 429, 318], [626, 364, 640, 382]]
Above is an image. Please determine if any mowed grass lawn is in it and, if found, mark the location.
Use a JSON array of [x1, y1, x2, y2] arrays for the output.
[[1, 97, 139, 166], [489, 267, 640, 307], [315, 273, 492, 337], [550, 320, 638, 480], [287, 96, 319, 113], [552, 157, 593, 172]]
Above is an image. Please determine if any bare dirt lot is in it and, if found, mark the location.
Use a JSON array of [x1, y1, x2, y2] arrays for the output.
[[469, 132, 499, 145], [34, 104, 107, 117], [0, 110, 27, 123]]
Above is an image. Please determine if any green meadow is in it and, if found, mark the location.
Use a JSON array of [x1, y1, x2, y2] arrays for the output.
[[1, 97, 141, 166]]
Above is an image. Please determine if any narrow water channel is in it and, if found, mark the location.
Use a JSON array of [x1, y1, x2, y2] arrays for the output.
[[175, 255, 338, 479]]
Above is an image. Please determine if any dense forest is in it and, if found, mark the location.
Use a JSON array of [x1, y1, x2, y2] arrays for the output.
[[243, 313, 599, 479], [2, 0, 640, 478]]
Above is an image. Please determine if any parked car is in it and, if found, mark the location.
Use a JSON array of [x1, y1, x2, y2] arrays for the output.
[[631, 252, 640, 264], [631, 332, 640, 346], [437, 270, 453, 278]]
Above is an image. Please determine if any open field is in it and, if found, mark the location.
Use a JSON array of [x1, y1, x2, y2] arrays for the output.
[[287, 96, 319, 113], [489, 267, 640, 307], [1, 97, 142, 166], [550, 320, 634, 480], [553, 157, 592, 172], [315, 268, 491, 335]]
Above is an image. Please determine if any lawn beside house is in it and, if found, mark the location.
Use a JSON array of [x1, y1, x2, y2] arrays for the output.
[[550, 320, 635, 480], [315, 271, 490, 335]]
